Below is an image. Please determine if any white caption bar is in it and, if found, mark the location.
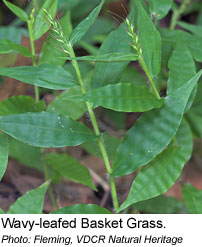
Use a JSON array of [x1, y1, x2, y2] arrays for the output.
[[0, 214, 201, 246]]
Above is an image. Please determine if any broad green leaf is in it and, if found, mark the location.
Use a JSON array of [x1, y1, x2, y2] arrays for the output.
[[186, 109, 202, 138], [133, 0, 161, 77], [161, 29, 202, 63], [119, 119, 193, 211], [186, 82, 202, 138], [82, 17, 115, 43], [113, 71, 202, 177], [71, 0, 100, 20], [178, 21, 202, 38], [39, 11, 72, 65], [120, 66, 146, 86], [67, 83, 164, 112], [3, 0, 28, 22], [0, 64, 77, 90], [161, 30, 174, 67], [58, 0, 82, 10], [45, 153, 96, 190], [70, 0, 105, 45], [7, 181, 49, 214], [183, 32, 202, 63], [167, 40, 196, 95], [82, 133, 121, 161], [51, 204, 112, 214], [0, 27, 27, 44], [147, 0, 173, 19], [90, 21, 132, 89], [0, 112, 96, 148], [0, 39, 32, 57], [134, 195, 185, 214], [0, 133, 8, 181], [65, 53, 138, 63], [182, 184, 202, 214], [33, 0, 58, 40], [47, 87, 87, 120], [0, 96, 45, 116], [9, 138, 43, 171], [185, 84, 198, 113]]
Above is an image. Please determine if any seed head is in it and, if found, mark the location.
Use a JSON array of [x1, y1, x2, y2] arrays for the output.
[[42, 8, 71, 56]]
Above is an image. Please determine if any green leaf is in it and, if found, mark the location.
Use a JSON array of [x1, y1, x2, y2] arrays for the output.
[[183, 31, 202, 63], [168, 40, 196, 95], [0, 26, 27, 44], [0, 39, 32, 57], [134, 195, 185, 214], [119, 119, 193, 211], [120, 66, 146, 86], [167, 39, 197, 112], [186, 109, 202, 138], [161, 29, 202, 64], [147, 0, 173, 19], [133, 0, 161, 77], [0, 133, 8, 181], [70, 0, 105, 45], [0, 96, 45, 116], [90, 21, 132, 89], [9, 138, 43, 171], [71, 0, 100, 20], [65, 53, 138, 63], [45, 153, 96, 190], [0, 112, 96, 148], [51, 204, 112, 214], [178, 21, 202, 38], [113, 70, 202, 177], [186, 82, 202, 138], [47, 87, 87, 120], [0, 64, 77, 90], [58, 0, 82, 11], [39, 11, 72, 65], [7, 181, 49, 214], [182, 184, 202, 214], [3, 0, 28, 22], [33, 0, 58, 40], [68, 83, 164, 112], [82, 16, 115, 44]]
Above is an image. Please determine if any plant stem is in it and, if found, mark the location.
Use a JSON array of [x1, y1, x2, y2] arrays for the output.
[[139, 56, 161, 99], [69, 44, 119, 212], [28, 15, 57, 211], [170, 0, 191, 30], [27, 20, 39, 103]]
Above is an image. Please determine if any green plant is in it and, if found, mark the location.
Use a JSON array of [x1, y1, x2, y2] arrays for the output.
[[0, 0, 202, 214]]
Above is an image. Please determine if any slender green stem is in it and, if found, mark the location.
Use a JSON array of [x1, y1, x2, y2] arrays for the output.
[[170, 0, 191, 30], [139, 56, 161, 99], [69, 44, 119, 212], [28, 13, 57, 210], [27, 19, 39, 103]]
